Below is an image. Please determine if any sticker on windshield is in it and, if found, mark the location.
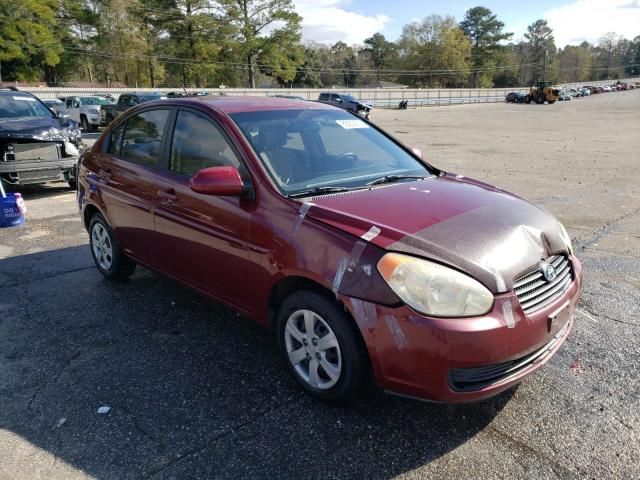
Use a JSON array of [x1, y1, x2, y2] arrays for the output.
[[336, 119, 369, 129], [13, 96, 36, 101]]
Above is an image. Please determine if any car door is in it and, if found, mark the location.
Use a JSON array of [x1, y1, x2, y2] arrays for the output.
[[95, 108, 171, 266], [153, 108, 252, 308], [65, 97, 80, 122]]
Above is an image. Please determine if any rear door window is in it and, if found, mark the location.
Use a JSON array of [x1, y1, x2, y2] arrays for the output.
[[120, 109, 169, 168], [169, 110, 240, 176]]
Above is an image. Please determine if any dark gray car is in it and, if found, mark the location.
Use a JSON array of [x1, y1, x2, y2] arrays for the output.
[[317, 93, 372, 119]]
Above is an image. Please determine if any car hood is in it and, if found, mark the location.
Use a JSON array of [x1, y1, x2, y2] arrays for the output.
[[303, 174, 569, 293], [0, 116, 80, 142]]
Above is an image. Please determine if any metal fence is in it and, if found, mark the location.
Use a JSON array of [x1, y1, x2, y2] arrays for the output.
[[16, 77, 640, 109]]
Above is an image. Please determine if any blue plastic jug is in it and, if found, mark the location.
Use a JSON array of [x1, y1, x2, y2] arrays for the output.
[[0, 193, 26, 228]]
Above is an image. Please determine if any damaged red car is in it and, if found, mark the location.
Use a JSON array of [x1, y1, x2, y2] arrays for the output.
[[77, 97, 582, 403]]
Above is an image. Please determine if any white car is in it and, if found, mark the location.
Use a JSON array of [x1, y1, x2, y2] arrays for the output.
[[602, 85, 612, 92], [63, 96, 114, 132]]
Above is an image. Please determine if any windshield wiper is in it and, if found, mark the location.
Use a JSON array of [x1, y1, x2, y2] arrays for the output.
[[365, 174, 428, 187], [288, 185, 363, 198]]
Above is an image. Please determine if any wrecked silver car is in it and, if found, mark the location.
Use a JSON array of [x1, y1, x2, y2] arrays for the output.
[[0, 89, 83, 188]]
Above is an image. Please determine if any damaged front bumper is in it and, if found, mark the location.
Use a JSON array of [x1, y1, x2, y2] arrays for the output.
[[342, 256, 583, 403], [0, 142, 78, 185]]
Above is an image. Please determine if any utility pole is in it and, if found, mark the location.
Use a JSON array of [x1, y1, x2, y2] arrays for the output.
[[543, 48, 548, 82]]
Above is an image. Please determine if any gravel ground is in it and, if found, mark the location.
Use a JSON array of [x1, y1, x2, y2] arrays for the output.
[[0, 91, 638, 479]]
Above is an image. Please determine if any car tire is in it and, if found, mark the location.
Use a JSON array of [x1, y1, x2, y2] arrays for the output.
[[68, 178, 77, 190], [276, 290, 371, 403], [89, 213, 136, 281], [81, 116, 89, 132]]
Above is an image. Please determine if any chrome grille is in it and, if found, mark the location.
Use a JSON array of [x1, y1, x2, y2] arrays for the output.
[[514, 255, 573, 314]]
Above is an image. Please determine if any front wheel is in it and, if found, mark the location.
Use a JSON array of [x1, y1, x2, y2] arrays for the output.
[[277, 291, 370, 402], [81, 116, 89, 132], [89, 213, 136, 281]]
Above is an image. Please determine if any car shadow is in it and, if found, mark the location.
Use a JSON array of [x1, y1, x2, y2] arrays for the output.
[[0, 245, 515, 479], [2, 181, 74, 200]]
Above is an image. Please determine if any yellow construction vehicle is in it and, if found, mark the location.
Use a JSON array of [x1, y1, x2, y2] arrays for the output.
[[525, 81, 560, 104]]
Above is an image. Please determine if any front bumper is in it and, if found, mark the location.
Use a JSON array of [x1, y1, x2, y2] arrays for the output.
[[343, 255, 583, 403], [0, 156, 78, 185]]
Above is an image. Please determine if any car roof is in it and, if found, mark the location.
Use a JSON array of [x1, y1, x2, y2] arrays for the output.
[[162, 96, 335, 114], [0, 90, 34, 97]]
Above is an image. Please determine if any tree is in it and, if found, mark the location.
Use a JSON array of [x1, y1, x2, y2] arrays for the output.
[[218, 0, 302, 88], [397, 16, 471, 88], [361, 33, 396, 80], [459, 6, 512, 87], [557, 44, 592, 83], [524, 19, 555, 83], [0, 0, 63, 82], [625, 36, 640, 76]]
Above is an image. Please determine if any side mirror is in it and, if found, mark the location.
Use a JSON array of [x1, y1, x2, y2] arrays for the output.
[[410, 146, 423, 160], [189, 166, 244, 196]]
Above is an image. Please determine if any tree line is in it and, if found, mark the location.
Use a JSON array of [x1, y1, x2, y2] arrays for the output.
[[1, 1, 639, 88]]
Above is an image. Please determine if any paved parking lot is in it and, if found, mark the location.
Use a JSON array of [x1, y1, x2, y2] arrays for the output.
[[1, 92, 639, 479]]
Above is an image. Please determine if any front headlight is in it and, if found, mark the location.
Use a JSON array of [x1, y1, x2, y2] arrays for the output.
[[378, 253, 494, 317], [33, 128, 62, 141], [558, 222, 574, 255]]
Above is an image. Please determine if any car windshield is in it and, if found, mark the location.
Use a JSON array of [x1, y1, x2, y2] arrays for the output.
[[80, 96, 111, 105], [230, 109, 432, 196], [0, 95, 54, 118]]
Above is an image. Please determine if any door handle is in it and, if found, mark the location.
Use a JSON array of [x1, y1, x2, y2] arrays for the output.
[[157, 188, 178, 201]]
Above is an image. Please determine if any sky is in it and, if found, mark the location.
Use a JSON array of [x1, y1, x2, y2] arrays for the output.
[[293, 0, 640, 47]]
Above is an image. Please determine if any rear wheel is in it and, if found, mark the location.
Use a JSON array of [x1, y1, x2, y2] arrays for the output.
[[89, 213, 136, 281], [277, 291, 370, 402]]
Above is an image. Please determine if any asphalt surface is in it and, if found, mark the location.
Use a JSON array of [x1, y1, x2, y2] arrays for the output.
[[1, 92, 639, 479]]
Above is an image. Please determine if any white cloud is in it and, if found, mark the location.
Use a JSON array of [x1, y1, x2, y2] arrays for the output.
[[544, 0, 640, 47], [294, 0, 391, 45]]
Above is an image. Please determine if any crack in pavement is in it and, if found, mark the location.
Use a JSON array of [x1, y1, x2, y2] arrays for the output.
[[141, 395, 304, 479], [0, 265, 95, 289], [579, 304, 638, 328], [575, 205, 640, 251], [118, 404, 166, 452], [27, 350, 84, 415], [487, 424, 578, 479]]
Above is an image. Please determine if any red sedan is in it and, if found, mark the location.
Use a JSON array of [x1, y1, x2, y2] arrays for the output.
[[77, 97, 582, 403]]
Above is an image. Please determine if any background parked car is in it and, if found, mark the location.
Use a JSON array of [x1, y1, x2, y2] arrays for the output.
[[100, 92, 167, 126], [63, 95, 114, 132], [317, 93, 372, 119], [558, 92, 572, 101], [505, 92, 526, 103], [0, 90, 82, 188], [42, 98, 66, 115]]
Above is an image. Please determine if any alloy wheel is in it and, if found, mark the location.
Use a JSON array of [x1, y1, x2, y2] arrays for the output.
[[284, 309, 342, 390], [91, 223, 113, 271]]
